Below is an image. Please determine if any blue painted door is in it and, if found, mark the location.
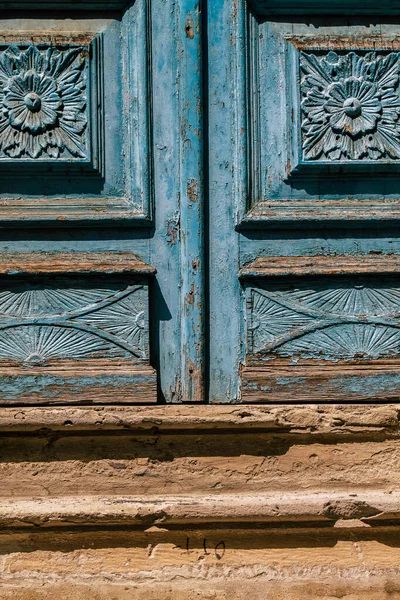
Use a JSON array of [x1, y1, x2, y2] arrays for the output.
[[0, 0, 204, 404], [209, 0, 400, 403], [2, 0, 399, 405]]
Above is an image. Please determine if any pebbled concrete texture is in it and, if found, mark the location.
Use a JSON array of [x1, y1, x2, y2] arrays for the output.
[[2, 405, 400, 598]]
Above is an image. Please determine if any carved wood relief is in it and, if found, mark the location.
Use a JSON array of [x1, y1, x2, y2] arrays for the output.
[[241, 258, 400, 402], [0, 254, 156, 404], [248, 281, 400, 360], [300, 51, 400, 161], [237, 12, 400, 223], [0, 44, 89, 160], [0, 0, 153, 222], [0, 280, 149, 364]]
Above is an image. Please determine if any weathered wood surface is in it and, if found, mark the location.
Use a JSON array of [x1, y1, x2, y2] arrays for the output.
[[0, 263, 155, 404], [178, 0, 205, 402], [0, 0, 129, 7], [242, 265, 400, 402], [0, 253, 156, 275], [250, 0, 400, 13], [0, 363, 157, 405], [242, 199, 400, 225], [240, 254, 400, 277], [208, 0, 244, 403], [242, 362, 400, 403], [0, 2, 152, 222]]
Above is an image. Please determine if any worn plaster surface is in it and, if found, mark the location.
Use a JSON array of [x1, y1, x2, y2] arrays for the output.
[[0, 405, 399, 598]]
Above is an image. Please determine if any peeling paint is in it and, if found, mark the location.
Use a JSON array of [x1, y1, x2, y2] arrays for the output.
[[184, 17, 195, 39], [186, 179, 198, 203]]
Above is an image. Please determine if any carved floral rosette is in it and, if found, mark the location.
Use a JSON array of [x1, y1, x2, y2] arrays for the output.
[[0, 44, 89, 160], [300, 50, 400, 161]]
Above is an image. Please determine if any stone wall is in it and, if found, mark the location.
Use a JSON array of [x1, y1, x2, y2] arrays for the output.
[[1, 405, 400, 599]]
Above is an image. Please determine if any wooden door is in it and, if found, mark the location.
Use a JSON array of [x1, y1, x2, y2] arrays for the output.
[[0, 0, 204, 404], [209, 0, 400, 403], [2, 0, 400, 406]]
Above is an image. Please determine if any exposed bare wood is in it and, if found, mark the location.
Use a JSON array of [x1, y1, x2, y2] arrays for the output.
[[286, 34, 400, 50], [0, 252, 156, 276], [242, 360, 400, 403], [0, 32, 97, 44], [240, 254, 400, 277], [0, 363, 157, 405], [242, 199, 400, 225]]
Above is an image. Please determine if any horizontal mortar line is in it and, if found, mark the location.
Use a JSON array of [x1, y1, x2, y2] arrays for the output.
[[0, 492, 399, 529]]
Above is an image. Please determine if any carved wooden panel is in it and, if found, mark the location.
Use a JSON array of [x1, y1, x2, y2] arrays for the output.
[[233, 6, 400, 224], [0, 0, 152, 222], [300, 51, 400, 162], [0, 42, 92, 164], [0, 280, 149, 362], [241, 257, 400, 402], [0, 0, 205, 405], [247, 280, 400, 360], [0, 254, 156, 405]]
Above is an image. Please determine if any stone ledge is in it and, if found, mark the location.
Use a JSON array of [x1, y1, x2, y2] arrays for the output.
[[0, 404, 398, 434], [1, 492, 399, 529]]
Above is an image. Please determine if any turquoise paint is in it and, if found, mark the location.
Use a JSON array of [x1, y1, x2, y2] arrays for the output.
[[150, 0, 204, 402], [208, 0, 244, 403], [1, 0, 400, 404], [0, 373, 157, 401], [210, 0, 400, 403], [0, 0, 204, 404]]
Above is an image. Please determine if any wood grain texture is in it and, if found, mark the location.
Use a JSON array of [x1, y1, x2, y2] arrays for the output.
[[242, 266, 400, 402], [242, 361, 400, 403], [208, 0, 244, 403], [242, 199, 400, 225], [0, 0, 129, 7], [0, 253, 156, 275], [240, 254, 400, 277], [148, 0, 205, 402], [0, 361, 157, 405], [178, 0, 205, 402], [0, 1, 152, 223], [0, 264, 155, 404], [236, 12, 400, 226], [250, 0, 400, 14]]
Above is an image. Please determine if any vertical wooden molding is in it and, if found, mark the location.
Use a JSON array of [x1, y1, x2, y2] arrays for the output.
[[179, 0, 205, 402], [208, 0, 245, 403], [122, 0, 152, 218]]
